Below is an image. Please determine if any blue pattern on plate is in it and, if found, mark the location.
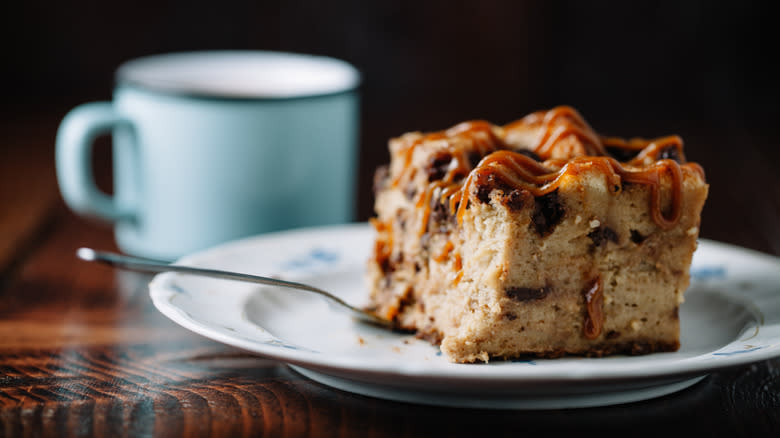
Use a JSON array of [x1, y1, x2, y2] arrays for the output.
[[280, 248, 340, 272], [712, 346, 765, 356], [266, 339, 310, 351], [690, 265, 727, 280]]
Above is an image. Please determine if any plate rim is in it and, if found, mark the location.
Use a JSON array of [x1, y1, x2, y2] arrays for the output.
[[149, 222, 780, 385]]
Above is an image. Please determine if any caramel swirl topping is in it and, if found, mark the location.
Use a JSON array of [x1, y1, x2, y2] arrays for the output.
[[388, 106, 706, 237]]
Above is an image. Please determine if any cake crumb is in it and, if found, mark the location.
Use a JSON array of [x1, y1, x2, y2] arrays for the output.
[[392, 346, 402, 353], [589, 219, 601, 228], [357, 336, 366, 346]]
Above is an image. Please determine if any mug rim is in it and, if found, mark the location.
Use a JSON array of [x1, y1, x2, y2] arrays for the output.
[[115, 50, 362, 101], [114, 82, 360, 103]]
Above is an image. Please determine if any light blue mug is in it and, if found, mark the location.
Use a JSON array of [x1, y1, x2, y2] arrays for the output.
[[56, 51, 360, 260]]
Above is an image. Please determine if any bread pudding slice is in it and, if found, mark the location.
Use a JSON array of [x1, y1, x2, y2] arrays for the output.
[[366, 106, 708, 363]]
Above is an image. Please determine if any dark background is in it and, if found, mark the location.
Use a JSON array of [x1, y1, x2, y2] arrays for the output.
[[3, 0, 778, 254]]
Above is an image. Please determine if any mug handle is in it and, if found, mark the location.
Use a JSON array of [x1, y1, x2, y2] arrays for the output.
[[56, 102, 135, 222]]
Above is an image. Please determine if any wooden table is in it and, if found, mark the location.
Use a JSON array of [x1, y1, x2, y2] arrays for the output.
[[1, 112, 779, 437]]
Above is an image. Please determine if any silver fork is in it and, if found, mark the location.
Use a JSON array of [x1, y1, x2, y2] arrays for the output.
[[77, 247, 393, 328]]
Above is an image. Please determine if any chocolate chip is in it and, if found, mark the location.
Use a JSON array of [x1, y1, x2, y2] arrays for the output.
[[506, 286, 550, 302], [502, 189, 526, 211], [380, 250, 403, 276], [476, 184, 493, 204], [373, 165, 389, 195], [658, 146, 682, 163], [605, 146, 640, 162], [474, 172, 515, 205], [380, 257, 393, 275], [588, 227, 618, 248], [504, 312, 518, 321], [630, 229, 646, 244], [606, 330, 621, 339], [516, 149, 542, 161], [532, 190, 565, 236], [426, 152, 453, 182]]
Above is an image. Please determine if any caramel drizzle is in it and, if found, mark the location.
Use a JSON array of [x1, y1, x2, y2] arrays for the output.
[[433, 240, 454, 262], [398, 106, 705, 241], [509, 106, 606, 157], [370, 217, 393, 269], [603, 135, 690, 166], [452, 253, 463, 285], [583, 277, 604, 339], [384, 107, 706, 283], [453, 152, 694, 230], [408, 121, 507, 237], [391, 120, 504, 189]]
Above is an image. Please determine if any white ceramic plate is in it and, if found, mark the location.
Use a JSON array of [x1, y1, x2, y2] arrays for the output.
[[149, 223, 780, 409]]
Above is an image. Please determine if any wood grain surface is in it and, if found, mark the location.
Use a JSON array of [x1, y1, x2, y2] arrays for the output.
[[1, 109, 779, 437], [1, 212, 779, 438]]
